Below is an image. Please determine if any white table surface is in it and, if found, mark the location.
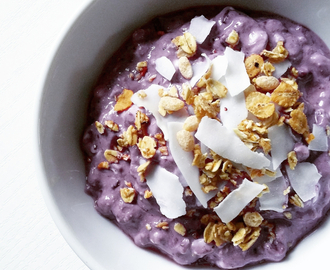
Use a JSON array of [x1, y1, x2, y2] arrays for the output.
[[0, 1, 92, 269]]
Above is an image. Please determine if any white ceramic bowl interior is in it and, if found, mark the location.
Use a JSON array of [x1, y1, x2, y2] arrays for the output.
[[38, 0, 330, 269]]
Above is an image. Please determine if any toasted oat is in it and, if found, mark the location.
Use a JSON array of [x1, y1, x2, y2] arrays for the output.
[[144, 190, 153, 199], [137, 160, 151, 181], [135, 110, 149, 130], [288, 103, 309, 135], [245, 92, 275, 119], [178, 56, 193, 79], [197, 67, 212, 88], [183, 115, 200, 132], [193, 93, 220, 119], [243, 212, 264, 227], [174, 223, 186, 236], [114, 89, 134, 111], [203, 222, 232, 247], [97, 161, 110, 170], [181, 83, 195, 105], [137, 90, 147, 99], [172, 32, 197, 57], [117, 125, 138, 147], [288, 151, 298, 170], [95, 121, 105, 134], [104, 120, 119, 132], [226, 30, 239, 46], [281, 77, 298, 90], [137, 136, 156, 159], [159, 96, 185, 116], [206, 79, 228, 98], [104, 149, 119, 163], [271, 81, 300, 108], [254, 76, 280, 92], [156, 221, 169, 230], [290, 194, 304, 208], [238, 227, 261, 251], [261, 41, 289, 63], [261, 62, 275, 76], [176, 129, 195, 152], [120, 187, 136, 203], [245, 54, 264, 78]]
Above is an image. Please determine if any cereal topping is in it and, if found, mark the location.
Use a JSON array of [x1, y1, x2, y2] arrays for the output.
[[95, 121, 105, 134], [176, 129, 195, 152], [172, 32, 197, 57], [254, 76, 280, 92], [135, 110, 149, 130], [117, 125, 138, 147], [105, 120, 119, 132], [261, 41, 289, 63], [245, 91, 275, 119], [271, 81, 300, 108], [288, 103, 309, 135], [158, 96, 185, 116], [178, 56, 193, 79], [244, 54, 264, 78], [243, 212, 264, 227], [288, 151, 298, 170], [114, 89, 134, 111]]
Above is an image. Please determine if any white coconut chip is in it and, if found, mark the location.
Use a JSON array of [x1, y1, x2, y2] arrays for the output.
[[268, 124, 295, 170], [155, 56, 176, 81], [272, 59, 291, 78], [309, 124, 328, 151], [188, 15, 216, 44], [146, 165, 186, 219], [259, 176, 287, 212], [190, 53, 211, 87], [211, 54, 228, 81], [220, 91, 248, 130], [195, 117, 270, 169], [167, 122, 216, 207], [214, 178, 265, 223], [223, 47, 251, 96], [131, 84, 188, 140], [286, 162, 321, 202]]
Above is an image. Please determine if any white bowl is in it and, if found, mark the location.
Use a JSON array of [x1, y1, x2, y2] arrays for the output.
[[37, 0, 330, 269]]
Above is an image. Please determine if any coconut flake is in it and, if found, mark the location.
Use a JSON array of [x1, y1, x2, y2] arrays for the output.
[[220, 91, 248, 130], [309, 124, 328, 151], [223, 47, 251, 96], [146, 165, 186, 219], [195, 117, 270, 169], [155, 56, 176, 81], [190, 53, 211, 87], [214, 179, 265, 223], [131, 84, 188, 140], [211, 55, 228, 81], [268, 124, 295, 170], [259, 176, 287, 212], [188, 15, 216, 44], [167, 122, 216, 207], [286, 162, 321, 202], [272, 59, 291, 78]]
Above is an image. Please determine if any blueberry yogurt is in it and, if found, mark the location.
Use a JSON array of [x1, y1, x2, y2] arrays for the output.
[[81, 6, 330, 269]]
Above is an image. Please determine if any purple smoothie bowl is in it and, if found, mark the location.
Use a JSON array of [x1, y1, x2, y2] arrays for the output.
[[37, 0, 330, 269]]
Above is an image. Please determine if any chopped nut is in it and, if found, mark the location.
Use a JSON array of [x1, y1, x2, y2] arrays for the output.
[[105, 120, 119, 132], [192, 144, 207, 168], [159, 96, 185, 116], [176, 129, 195, 152], [137, 136, 156, 159], [243, 212, 264, 227], [254, 76, 280, 92], [95, 121, 105, 134], [144, 190, 153, 199], [288, 151, 298, 170], [97, 161, 110, 170], [158, 146, 169, 156], [226, 30, 239, 46], [245, 54, 264, 78], [178, 56, 193, 79], [174, 223, 186, 236], [245, 92, 275, 119], [114, 89, 134, 111], [288, 103, 309, 135], [271, 81, 300, 108], [120, 187, 135, 203], [135, 110, 149, 130], [117, 125, 138, 147], [261, 41, 289, 63], [146, 223, 152, 230]]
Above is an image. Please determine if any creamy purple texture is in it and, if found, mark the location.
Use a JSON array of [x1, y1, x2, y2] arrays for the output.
[[81, 6, 330, 269]]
